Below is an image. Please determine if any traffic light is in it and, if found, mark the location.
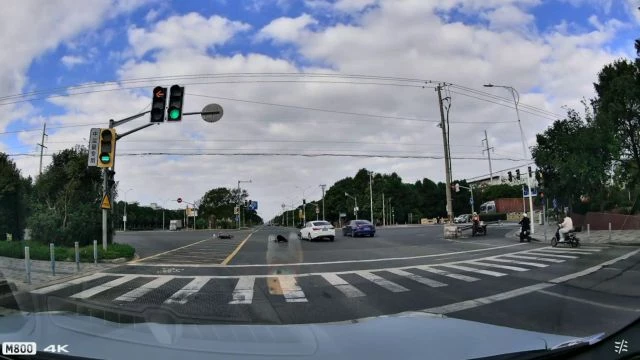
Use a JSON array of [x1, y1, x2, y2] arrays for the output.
[[151, 86, 167, 123], [303, 199, 306, 205], [536, 171, 544, 187], [508, 171, 513, 182], [97, 128, 116, 168], [528, 166, 532, 178], [516, 169, 521, 180], [244, 200, 248, 207], [168, 85, 184, 121], [106, 170, 116, 194]]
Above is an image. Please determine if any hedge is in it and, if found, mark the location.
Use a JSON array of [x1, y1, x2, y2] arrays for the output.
[[0, 241, 135, 262]]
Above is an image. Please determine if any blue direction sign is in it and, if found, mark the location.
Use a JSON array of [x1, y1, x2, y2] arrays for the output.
[[249, 201, 258, 210], [523, 187, 538, 197]]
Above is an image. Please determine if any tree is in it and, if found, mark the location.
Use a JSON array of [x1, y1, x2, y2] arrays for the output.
[[0, 153, 30, 240]]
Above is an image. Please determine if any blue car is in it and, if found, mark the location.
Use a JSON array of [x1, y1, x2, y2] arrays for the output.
[[343, 220, 376, 237]]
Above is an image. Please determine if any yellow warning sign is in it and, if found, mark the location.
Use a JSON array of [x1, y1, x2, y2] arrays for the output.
[[101, 194, 111, 209]]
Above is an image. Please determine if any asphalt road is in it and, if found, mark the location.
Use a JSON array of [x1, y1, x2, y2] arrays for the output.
[[5, 224, 640, 340]]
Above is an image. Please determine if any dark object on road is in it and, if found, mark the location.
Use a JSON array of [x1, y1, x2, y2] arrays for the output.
[[471, 220, 487, 236], [551, 225, 580, 248], [276, 234, 288, 243], [519, 214, 531, 242], [217, 233, 234, 239]]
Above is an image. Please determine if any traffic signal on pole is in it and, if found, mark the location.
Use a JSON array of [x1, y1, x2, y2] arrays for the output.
[[151, 86, 167, 123], [168, 85, 184, 121], [516, 169, 521, 180], [528, 166, 532, 178], [303, 199, 306, 205], [97, 128, 116, 168], [508, 171, 513, 182], [106, 170, 116, 194]]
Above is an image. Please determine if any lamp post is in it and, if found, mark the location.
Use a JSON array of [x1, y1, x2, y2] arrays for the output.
[[123, 188, 133, 231], [484, 83, 535, 233], [345, 192, 358, 220]]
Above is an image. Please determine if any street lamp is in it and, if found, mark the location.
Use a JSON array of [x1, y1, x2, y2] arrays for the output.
[[388, 197, 393, 226], [345, 192, 358, 220], [123, 188, 133, 231], [484, 83, 535, 232]]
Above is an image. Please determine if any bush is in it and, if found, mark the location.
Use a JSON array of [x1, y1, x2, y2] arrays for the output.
[[0, 240, 135, 262], [479, 213, 507, 222]]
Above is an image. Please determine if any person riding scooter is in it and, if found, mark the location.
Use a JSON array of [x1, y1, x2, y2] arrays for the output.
[[518, 213, 531, 242], [558, 213, 574, 242]]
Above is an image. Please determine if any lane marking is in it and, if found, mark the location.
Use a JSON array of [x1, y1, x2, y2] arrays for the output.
[[484, 257, 548, 268], [501, 254, 565, 263], [31, 273, 107, 294], [356, 271, 409, 292], [229, 276, 255, 304], [416, 266, 480, 282], [221, 230, 259, 265], [535, 248, 598, 255], [438, 264, 507, 277], [114, 276, 173, 302], [277, 276, 307, 302], [524, 252, 578, 259], [536, 290, 640, 312], [164, 277, 210, 305], [131, 237, 212, 263], [422, 248, 640, 315], [126, 243, 527, 267], [70, 275, 137, 299], [321, 273, 366, 298], [387, 268, 447, 288], [465, 261, 528, 272]]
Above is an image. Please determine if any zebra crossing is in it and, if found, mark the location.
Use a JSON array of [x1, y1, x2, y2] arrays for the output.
[[28, 246, 604, 305]]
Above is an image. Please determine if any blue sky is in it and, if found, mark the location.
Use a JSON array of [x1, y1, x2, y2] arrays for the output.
[[1, 0, 638, 217]]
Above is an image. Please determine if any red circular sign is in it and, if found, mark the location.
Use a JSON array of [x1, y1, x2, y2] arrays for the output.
[[177, 198, 182, 203]]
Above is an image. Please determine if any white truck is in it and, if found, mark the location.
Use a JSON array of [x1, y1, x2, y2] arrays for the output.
[[169, 220, 183, 231]]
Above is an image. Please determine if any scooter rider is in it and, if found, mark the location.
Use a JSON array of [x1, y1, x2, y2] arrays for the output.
[[558, 213, 574, 242], [519, 212, 530, 239]]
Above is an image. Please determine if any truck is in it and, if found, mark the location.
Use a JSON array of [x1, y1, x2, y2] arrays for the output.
[[479, 198, 531, 214], [169, 219, 183, 231]]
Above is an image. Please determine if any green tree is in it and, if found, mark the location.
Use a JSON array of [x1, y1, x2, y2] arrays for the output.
[[0, 153, 30, 240]]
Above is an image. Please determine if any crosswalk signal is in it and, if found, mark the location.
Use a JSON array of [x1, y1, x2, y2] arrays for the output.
[[151, 86, 167, 123], [97, 128, 116, 168], [168, 85, 184, 121]]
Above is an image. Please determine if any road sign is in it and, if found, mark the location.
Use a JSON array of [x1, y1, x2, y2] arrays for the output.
[[523, 187, 538, 197], [470, 197, 474, 205], [177, 198, 182, 203], [101, 194, 111, 210], [234, 206, 240, 215], [553, 198, 558, 209], [87, 128, 100, 166], [339, 212, 346, 217], [201, 103, 223, 123], [316, 206, 319, 214], [123, 216, 127, 222]]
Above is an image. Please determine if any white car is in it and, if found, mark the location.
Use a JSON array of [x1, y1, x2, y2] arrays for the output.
[[298, 220, 335, 242]]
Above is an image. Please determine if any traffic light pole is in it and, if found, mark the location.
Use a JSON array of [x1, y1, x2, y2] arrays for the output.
[[102, 168, 108, 250]]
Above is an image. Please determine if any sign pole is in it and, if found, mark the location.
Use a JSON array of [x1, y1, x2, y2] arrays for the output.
[[102, 168, 108, 250]]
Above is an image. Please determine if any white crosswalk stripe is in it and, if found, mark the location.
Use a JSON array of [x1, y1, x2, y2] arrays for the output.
[[501, 254, 565, 263], [416, 266, 480, 282], [484, 257, 548, 268], [31, 273, 107, 294], [437, 264, 507, 277], [386, 269, 447, 288], [465, 261, 528, 272], [70, 275, 137, 299], [525, 252, 578, 259], [164, 277, 210, 305], [229, 276, 255, 304], [321, 273, 366, 297], [115, 276, 173, 302], [534, 248, 596, 255], [356, 271, 409, 292], [277, 276, 308, 302]]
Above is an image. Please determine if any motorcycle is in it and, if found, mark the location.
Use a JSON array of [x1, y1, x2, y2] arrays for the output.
[[519, 227, 531, 242], [472, 219, 487, 236], [551, 224, 580, 248]]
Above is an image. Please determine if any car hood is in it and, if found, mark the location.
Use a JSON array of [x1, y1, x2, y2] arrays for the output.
[[0, 310, 583, 360]]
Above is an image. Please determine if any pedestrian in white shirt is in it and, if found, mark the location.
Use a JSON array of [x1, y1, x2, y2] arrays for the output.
[[558, 214, 574, 242]]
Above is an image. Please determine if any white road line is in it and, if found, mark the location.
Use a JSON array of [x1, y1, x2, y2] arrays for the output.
[[537, 290, 640, 312], [501, 254, 565, 263], [424, 283, 554, 314], [485, 258, 548, 268], [164, 277, 210, 305], [437, 264, 507, 277], [356, 271, 409, 292], [550, 249, 640, 284], [524, 252, 578, 259], [30, 273, 107, 294], [535, 248, 597, 255], [321, 273, 366, 298], [229, 276, 255, 304], [465, 261, 528, 272], [277, 276, 308, 302], [386, 269, 447, 288], [114, 276, 173, 302], [539, 246, 602, 252], [70, 275, 137, 299], [416, 266, 480, 282]]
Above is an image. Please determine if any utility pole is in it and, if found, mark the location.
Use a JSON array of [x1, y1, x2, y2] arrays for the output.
[[320, 184, 326, 220], [369, 171, 374, 224], [382, 193, 385, 226], [482, 130, 494, 184], [437, 85, 454, 223], [37, 123, 47, 176]]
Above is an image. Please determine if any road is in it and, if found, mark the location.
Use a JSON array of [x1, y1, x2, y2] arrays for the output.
[[5, 224, 640, 339]]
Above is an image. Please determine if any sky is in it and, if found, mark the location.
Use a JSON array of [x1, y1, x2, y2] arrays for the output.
[[1, 0, 638, 221]]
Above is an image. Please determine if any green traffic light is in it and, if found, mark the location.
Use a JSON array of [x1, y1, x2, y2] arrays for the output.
[[169, 108, 181, 120], [100, 154, 111, 163]]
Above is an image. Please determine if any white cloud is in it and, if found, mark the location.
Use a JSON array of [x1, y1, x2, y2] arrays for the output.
[[127, 13, 251, 58], [481, 5, 535, 32], [257, 14, 318, 44], [334, 0, 379, 12], [61, 55, 87, 68]]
